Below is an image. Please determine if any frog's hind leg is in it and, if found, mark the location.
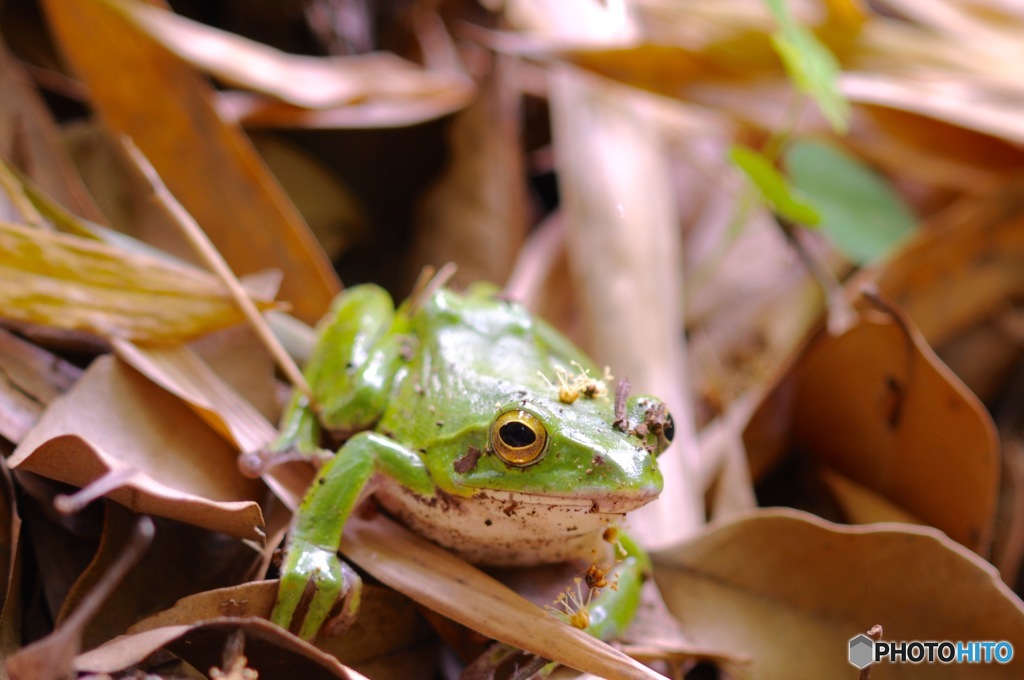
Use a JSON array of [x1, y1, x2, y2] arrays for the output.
[[272, 285, 402, 457]]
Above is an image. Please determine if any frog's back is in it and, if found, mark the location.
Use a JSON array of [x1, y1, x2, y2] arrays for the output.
[[379, 286, 590, 443]]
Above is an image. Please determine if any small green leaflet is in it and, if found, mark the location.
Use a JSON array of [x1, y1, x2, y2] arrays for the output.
[[785, 140, 916, 263], [764, 0, 849, 133], [728, 145, 820, 226]]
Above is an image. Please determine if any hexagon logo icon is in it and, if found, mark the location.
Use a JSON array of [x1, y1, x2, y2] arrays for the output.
[[849, 634, 874, 669]]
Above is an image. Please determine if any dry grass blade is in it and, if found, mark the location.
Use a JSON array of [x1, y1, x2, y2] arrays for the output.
[[0, 221, 271, 344], [341, 513, 666, 680]]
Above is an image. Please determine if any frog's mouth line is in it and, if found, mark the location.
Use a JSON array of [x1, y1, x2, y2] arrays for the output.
[[467, 487, 659, 515]]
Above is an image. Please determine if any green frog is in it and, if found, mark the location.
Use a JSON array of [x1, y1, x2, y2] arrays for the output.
[[269, 272, 673, 643]]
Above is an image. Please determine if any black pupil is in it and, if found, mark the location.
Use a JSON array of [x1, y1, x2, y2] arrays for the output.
[[500, 421, 536, 448], [663, 413, 675, 442]]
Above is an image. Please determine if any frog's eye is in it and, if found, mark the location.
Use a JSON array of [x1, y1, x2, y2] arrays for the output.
[[657, 412, 675, 455], [490, 410, 549, 467]]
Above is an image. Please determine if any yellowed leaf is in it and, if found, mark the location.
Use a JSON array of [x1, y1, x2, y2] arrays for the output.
[[0, 221, 271, 344], [654, 509, 1024, 679], [9, 355, 265, 541]]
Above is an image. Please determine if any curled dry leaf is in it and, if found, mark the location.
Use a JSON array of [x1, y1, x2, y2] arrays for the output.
[[9, 355, 266, 541], [0, 221, 272, 344], [75, 617, 365, 680], [216, 88, 474, 130], [340, 513, 664, 680], [865, 188, 1024, 350], [41, 0, 339, 324], [114, 0, 474, 111], [744, 307, 999, 553], [653, 509, 1024, 679], [128, 580, 436, 678]]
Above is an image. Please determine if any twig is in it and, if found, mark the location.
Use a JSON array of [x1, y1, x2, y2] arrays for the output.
[[120, 136, 314, 405]]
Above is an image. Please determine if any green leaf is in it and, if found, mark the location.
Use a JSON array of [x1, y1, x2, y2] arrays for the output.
[[728, 145, 821, 226], [764, 0, 850, 133], [785, 140, 916, 263]]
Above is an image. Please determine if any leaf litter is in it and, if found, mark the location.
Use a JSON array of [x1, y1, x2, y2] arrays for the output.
[[0, 0, 1023, 678]]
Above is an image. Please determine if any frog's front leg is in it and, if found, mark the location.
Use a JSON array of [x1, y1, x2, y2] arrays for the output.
[[271, 284, 404, 457], [271, 430, 434, 640]]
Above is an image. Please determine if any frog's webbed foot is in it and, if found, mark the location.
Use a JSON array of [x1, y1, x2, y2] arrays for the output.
[[271, 539, 362, 641]]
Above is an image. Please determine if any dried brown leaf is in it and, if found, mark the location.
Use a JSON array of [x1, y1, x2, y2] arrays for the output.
[[0, 36, 104, 223], [112, 339, 308, 511], [0, 457, 21, 674], [407, 56, 529, 289], [865, 189, 1024, 349], [74, 617, 364, 679], [654, 509, 1024, 679], [129, 580, 435, 678], [41, 0, 339, 324], [9, 355, 266, 541], [0, 328, 81, 443], [340, 513, 664, 680], [745, 309, 999, 552]]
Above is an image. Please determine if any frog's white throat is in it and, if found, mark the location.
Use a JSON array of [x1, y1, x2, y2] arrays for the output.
[[373, 482, 648, 567]]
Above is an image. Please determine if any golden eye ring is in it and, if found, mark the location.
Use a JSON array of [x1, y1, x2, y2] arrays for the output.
[[489, 410, 549, 467]]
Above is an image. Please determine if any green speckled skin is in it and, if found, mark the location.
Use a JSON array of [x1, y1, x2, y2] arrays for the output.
[[270, 282, 669, 641]]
